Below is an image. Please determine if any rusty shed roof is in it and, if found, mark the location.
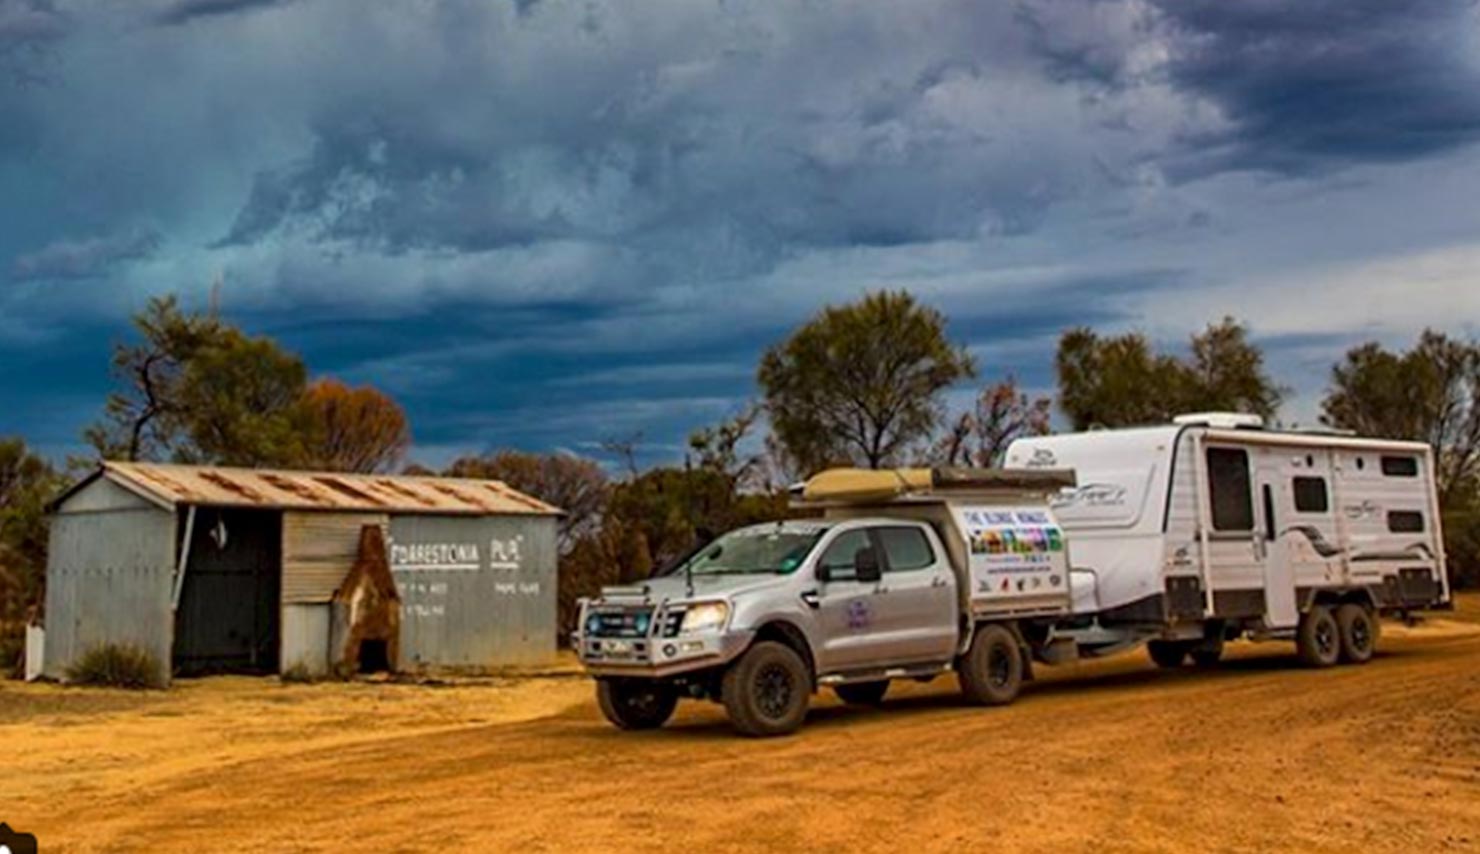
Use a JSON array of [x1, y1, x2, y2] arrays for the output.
[[56, 461, 562, 517]]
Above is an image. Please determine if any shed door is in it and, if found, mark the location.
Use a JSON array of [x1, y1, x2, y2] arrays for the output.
[[174, 508, 282, 674]]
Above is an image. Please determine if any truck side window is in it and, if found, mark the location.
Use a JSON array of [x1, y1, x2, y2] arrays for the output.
[[877, 526, 935, 572], [818, 530, 870, 581], [1206, 447, 1254, 532]]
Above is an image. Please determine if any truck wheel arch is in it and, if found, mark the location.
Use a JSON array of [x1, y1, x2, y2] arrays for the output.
[[749, 621, 818, 688]]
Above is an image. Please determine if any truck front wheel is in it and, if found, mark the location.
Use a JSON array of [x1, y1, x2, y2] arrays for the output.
[[958, 624, 1023, 706], [596, 678, 679, 730], [722, 641, 811, 737]]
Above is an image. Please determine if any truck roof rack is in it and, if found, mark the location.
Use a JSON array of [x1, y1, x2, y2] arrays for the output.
[[792, 467, 1076, 505]]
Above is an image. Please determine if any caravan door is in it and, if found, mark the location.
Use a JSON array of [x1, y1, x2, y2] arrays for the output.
[[1253, 456, 1299, 629]]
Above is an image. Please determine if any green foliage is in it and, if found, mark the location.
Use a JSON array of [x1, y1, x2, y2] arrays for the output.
[[759, 290, 976, 473], [0, 438, 62, 671], [1443, 487, 1480, 590], [83, 295, 223, 461], [65, 643, 164, 689], [85, 295, 319, 469], [172, 329, 312, 467], [1056, 317, 1284, 430], [1321, 330, 1480, 504]]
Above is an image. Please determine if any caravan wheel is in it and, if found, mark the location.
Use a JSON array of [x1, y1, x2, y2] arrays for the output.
[[1296, 606, 1341, 668], [1335, 604, 1377, 664]]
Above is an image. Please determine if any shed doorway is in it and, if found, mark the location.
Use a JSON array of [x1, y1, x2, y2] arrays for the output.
[[173, 507, 282, 675]]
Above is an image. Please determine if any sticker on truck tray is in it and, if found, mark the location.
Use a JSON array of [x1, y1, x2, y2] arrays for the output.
[[955, 506, 1070, 601]]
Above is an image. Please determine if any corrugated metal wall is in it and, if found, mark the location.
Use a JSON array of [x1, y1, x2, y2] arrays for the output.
[[390, 513, 558, 668], [281, 511, 389, 603], [43, 507, 176, 684]]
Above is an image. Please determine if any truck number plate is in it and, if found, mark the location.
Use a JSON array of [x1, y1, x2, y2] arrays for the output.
[[604, 640, 633, 655]]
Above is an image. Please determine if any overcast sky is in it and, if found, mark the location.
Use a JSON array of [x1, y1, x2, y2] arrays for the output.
[[4, 0, 1480, 468]]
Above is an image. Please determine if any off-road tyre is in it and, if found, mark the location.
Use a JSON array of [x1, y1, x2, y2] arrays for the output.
[[721, 641, 811, 737], [833, 680, 889, 706], [958, 623, 1024, 706], [1335, 603, 1378, 664], [1296, 605, 1341, 668], [596, 678, 679, 730], [1147, 639, 1189, 669]]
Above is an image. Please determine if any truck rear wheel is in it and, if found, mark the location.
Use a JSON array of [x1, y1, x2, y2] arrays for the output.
[[722, 641, 811, 737], [1335, 603, 1378, 664], [833, 680, 889, 706], [1147, 640, 1189, 668], [958, 624, 1023, 706], [596, 678, 678, 730], [1296, 605, 1341, 668]]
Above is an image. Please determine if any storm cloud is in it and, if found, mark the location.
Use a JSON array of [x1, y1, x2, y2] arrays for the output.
[[2, 0, 1479, 463]]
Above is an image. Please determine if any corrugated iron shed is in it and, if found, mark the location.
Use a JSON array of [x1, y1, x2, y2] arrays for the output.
[[55, 461, 562, 517]]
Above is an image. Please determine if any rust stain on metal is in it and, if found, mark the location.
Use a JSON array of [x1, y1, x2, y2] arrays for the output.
[[428, 482, 495, 511], [481, 482, 548, 512], [314, 477, 387, 506], [198, 471, 269, 502], [126, 466, 204, 501], [374, 479, 437, 507], [260, 473, 325, 501], [100, 462, 560, 515]]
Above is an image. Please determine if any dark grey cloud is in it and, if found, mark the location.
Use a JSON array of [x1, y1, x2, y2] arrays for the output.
[[154, 0, 297, 27], [1150, 0, 1480, 177], [4, 0, 1480, 461], [0, 0, 70, 81], [207, 0, 1106, 275], [11, 227, 161, 281], [0, 0, 67, 46]]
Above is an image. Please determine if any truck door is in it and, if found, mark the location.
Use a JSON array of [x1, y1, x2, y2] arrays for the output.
[[871, 525, 958, 664], [812, 529, 897, 673], [813, 526, 957, 674]]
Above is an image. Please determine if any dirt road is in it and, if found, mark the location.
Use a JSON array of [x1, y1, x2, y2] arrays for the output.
[[5, 599, 1480, 853]]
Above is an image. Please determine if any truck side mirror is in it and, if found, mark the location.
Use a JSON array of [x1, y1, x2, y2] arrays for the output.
[[816, 564, 832, 583], [854, 547, 883, 583]]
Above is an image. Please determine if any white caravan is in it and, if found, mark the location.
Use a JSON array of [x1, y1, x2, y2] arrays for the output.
[[1004, 412, 1449, 664]]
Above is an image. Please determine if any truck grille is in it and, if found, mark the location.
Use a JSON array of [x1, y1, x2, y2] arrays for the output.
[[586, 607, 655, 638]]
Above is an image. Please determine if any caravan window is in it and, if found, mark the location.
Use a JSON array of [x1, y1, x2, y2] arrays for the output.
[[1292, 477, 1329, 513], [1381, 456, 1419, 477], [1206, 447, 1254, 531], [1387, 511, 1425, 533]]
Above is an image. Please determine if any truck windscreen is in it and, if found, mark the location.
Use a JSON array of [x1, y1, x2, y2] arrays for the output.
[[679, 526, 826, 576]]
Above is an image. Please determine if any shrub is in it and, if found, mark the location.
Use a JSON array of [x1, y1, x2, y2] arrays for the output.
[[65, 643, 163, 689]]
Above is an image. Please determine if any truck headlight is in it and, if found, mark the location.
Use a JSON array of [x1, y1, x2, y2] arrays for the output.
[[680, 601, 729, 635]]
